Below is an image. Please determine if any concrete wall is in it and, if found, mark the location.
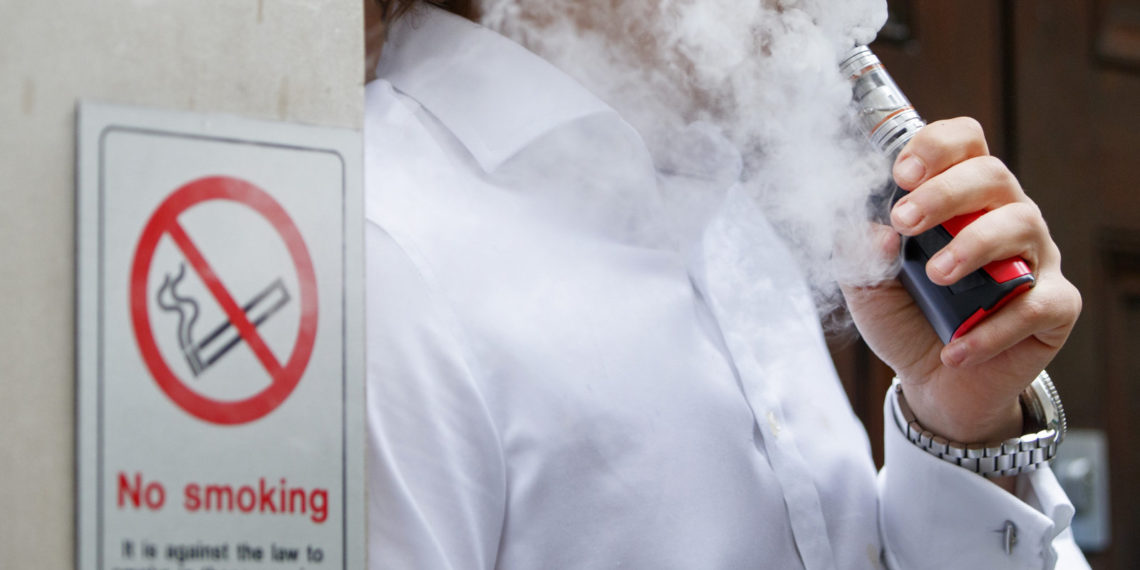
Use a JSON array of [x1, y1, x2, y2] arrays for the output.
[[0, 1, 363, 565]]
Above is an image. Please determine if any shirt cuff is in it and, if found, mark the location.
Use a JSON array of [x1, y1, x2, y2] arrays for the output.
[[879, 387, 1076, 569]]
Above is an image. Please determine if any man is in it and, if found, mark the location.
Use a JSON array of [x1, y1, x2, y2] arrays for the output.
[[363, 1, 1086, 568]]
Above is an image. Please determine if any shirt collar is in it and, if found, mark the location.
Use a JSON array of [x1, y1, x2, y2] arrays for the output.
[[376, 5, 613, 173]]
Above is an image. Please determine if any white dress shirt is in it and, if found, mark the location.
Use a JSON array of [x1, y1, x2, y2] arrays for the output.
[[364, 6, 1087, 569]]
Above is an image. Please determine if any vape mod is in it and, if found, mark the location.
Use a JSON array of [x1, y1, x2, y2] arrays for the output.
[[841, 45, 1035, 344]]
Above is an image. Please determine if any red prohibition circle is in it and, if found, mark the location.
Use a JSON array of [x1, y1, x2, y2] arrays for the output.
[[130, 176, 318, 425]]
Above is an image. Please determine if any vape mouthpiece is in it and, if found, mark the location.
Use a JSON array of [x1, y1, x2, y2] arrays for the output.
[[840, 45, 926, 158]]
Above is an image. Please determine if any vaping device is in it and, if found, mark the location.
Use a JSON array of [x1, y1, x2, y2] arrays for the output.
[[841, 46, 1035, 344]]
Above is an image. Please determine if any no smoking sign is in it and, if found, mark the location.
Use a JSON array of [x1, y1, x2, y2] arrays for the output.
[[77, 103, 364, 570], [131, 176, 318, 425]]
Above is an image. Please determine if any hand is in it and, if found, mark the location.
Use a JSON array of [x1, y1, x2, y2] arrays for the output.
[[841, 117, 1081, 469]]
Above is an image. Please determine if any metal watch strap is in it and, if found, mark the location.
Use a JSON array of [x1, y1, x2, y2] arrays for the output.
[[891, 371, 1067, 478]]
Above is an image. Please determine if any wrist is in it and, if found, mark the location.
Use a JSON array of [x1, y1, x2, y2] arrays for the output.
[[889, 372, 1067, 480], [903, 384, 1023, 445]]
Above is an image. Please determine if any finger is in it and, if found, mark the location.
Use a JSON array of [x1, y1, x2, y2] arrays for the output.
[[923, 202, 1054, 286], [893, 117, 990, 190], [891, 155, 1027, 236], [940, 277, 1082, 368]]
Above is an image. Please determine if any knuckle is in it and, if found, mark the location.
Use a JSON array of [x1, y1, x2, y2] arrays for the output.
[[1063, 281, 1083, 321], [1008, 202, 1042, 230], [1024, 199, 1043, 218], [962, 119, 988, 154], [1020, 294, 1052, 323], [1045, 240, 1063, 263], [914, 121, 955, 151], [925, 117, 987, 157], [1027, 210, 1051, 250], [974, 154, 1001, 172], [976, 155, 1014, 184], [953, 116, 985, 138], [1024, 280, 1082, 329], [990, 203, 1042, 246]]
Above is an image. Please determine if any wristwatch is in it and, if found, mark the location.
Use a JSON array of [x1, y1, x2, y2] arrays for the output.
[[891, 371, 1067, 478]]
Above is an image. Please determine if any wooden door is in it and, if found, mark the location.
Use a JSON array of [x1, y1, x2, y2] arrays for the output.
[[1013, 2, 1140, 567]]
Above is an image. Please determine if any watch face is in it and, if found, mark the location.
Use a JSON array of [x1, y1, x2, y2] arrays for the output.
[[1024, 371, 1066, 447], [1040, 371, 1067, 446]]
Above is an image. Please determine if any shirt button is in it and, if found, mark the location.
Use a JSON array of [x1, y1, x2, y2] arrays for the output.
[[766, 410, 782, 438]]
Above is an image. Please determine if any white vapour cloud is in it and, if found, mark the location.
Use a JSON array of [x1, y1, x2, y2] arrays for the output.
[[480, 0, 894, 324]]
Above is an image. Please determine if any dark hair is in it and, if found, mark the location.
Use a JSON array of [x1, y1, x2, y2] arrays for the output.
[[375, 0, 478, 22]]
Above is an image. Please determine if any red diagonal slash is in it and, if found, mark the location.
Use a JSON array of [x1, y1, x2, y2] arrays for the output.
[[164, 219, 285, 379]]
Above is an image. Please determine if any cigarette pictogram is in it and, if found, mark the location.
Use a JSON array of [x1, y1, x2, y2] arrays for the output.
[[156, 264, 291, 377]]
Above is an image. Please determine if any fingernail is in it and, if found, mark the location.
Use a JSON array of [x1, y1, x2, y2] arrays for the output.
[[930, 250, 956, 277], [943, 342, 968, 367], [895, 156, 925, 186], [893, 201, 921, 228]]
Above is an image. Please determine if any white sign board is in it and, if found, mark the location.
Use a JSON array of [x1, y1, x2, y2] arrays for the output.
[[76, 102, 364, 570]]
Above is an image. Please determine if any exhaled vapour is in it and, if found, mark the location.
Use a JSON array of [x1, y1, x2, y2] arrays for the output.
[[480, 0, 894, 325]]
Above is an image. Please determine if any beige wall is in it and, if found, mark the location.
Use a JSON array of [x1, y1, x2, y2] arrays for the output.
[[0, 1, 363, 565]]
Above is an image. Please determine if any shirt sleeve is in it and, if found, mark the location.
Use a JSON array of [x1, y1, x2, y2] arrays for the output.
[[365, 223, 506, 570], [878, 388, 1089, 569]]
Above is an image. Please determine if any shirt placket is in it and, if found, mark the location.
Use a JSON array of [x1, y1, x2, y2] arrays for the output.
[[689, 199, 839, 570]]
